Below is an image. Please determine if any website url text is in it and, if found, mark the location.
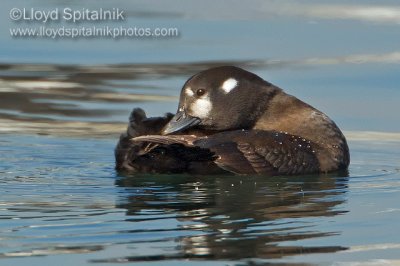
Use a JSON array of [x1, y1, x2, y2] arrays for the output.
[[10, 26, 180, 39]]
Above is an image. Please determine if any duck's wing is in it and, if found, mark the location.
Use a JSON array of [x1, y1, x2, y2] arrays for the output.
[[195, 130, 321, 175], [135, 135, 258, 174], [132, 134, 197, 146], [132, 130, 321, 175]]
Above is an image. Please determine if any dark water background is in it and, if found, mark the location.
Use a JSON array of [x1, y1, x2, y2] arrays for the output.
[[1, 1, 400, 265]]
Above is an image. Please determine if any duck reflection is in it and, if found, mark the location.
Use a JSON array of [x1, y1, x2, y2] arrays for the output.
[[115, 173, 348, 262]]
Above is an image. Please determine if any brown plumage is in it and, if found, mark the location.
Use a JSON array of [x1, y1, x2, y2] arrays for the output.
[[115, 66, 349, 175]]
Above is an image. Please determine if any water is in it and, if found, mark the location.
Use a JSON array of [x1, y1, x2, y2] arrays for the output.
[[1, 136, 399, 265], [1, 1, 400, 265]]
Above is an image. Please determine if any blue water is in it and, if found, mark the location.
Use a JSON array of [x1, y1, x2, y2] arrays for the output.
[[0, 135, 399, 265], [1, 0, 400, 265]]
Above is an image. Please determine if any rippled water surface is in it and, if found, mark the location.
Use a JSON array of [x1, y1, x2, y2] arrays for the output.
[[1, 135, 399, 265], [1, 0, 400, 265]]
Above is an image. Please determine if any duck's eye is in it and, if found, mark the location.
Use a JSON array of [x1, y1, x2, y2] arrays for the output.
[[196, 89, 206, 97]]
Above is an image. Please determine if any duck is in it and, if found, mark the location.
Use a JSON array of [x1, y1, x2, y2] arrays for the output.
[[115, 66, 350, 175]]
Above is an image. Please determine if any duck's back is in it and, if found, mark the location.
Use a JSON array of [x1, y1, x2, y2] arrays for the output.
[[254, 90, 350, 172]]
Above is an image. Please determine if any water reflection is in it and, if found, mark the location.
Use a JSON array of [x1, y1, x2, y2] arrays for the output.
[[111, 174, 348, 262]]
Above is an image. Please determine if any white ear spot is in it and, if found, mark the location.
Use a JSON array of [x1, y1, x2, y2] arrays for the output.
[[221, 78, 238, 94], [191, 97, 212, 119], [185, 87, 194, 97]]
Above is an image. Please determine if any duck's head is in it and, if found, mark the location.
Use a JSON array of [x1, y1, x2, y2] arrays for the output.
[[162, 66, 279, 135]]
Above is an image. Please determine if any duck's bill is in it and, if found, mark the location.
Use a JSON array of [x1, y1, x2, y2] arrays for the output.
[[162, 110, 201, 135]]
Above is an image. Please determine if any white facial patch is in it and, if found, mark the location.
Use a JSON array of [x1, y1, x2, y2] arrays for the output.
[[185, 87, 194, 97], [221, 78, 238, 94], [190, 97, 212, 119]]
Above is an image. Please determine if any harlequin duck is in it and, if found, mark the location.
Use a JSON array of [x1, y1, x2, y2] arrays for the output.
[[115, 66, 350, 175]]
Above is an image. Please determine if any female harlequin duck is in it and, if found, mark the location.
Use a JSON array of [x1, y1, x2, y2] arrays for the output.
[[115, 66, 349, 175]]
